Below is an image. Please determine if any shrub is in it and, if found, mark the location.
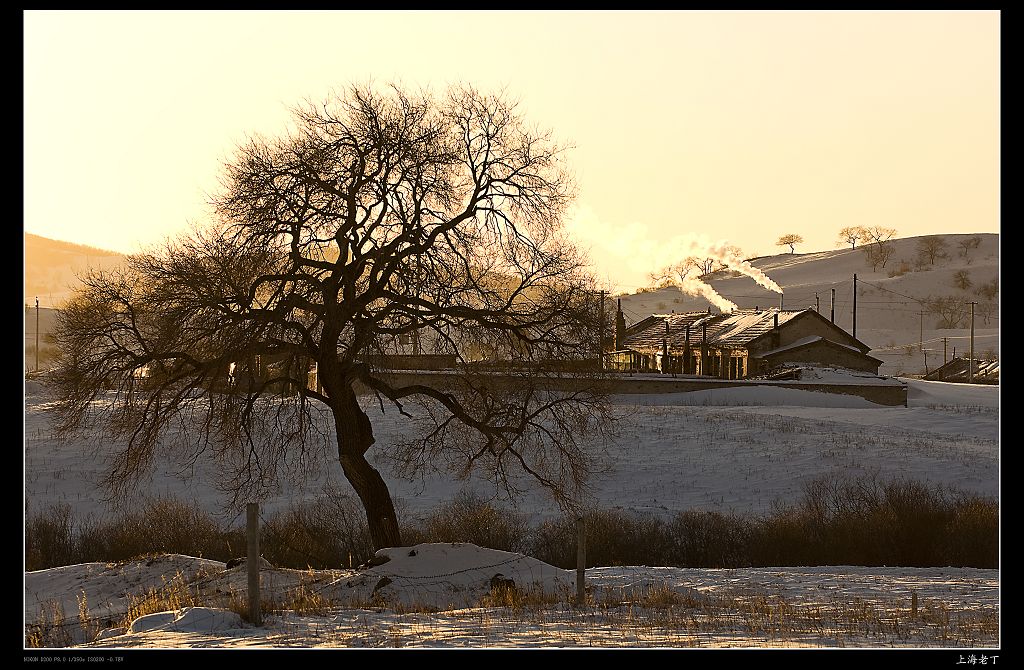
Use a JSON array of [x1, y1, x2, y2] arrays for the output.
[[748, 475, 998, 568], [262, 493, 373, 569], [665, 510, 753, 567], [401, 490, 531, 555], [25, 477, 997, 571], [77, 497, 233, 565], [528, 509, 670, 569], [25, 502, 77, 571]]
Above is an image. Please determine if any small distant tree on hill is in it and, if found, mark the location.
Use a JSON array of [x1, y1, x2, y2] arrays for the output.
[[860, 226, 897, 270], [953, 270, 973, 291], [977, 301, 996, 326], [958, 236, 982, 263], [837, 226, 866, 250], [915, 236, 949, 266], [976, 278, 998, 301], [650, 246, 745, 286], [924, 295, 968, 329], [776, 234, 803, 254]]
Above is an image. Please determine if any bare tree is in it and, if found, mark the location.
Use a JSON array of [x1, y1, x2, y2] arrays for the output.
[[860, 226, 897, 247], [861, 242, 896, 271], [924, 295, 968, 329], [953, 269, 973, 291], [649, 261, 698, 289], [915, 235, 949, 266], [859, 226, 897, 270], [51, 84, 614, 550], [837, 226, 866, 250], [976, 278, 998, 301], [650, 250, 740, 285], [776, 234, 803, 254], [958, 235, 982, 262], [976, 301, 997, 326]]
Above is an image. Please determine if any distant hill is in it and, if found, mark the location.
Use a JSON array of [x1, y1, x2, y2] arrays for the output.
[[22, 231, 999, 378], [24, 233, 125, 307], [616, 233, 999, 377]]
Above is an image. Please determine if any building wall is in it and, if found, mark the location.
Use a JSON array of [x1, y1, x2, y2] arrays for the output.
[[759, 340, 880, 374], [379, 370, 908, 406], [749, 313, 863, 357]]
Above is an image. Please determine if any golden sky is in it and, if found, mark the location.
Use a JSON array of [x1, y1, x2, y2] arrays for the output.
[[23, 10, 999, 290]]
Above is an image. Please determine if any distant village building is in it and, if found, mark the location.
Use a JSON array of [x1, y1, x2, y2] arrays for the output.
[[605, 306, 882, 378], [923, 357, 999, 385]]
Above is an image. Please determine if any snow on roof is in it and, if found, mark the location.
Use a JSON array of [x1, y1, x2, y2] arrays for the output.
[[623, 309, 807, 353], [757, 335, 868, 359]]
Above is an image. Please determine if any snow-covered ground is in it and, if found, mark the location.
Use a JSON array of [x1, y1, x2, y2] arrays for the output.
[[24, 375, 999, 648], [27, 546, 998, 649]]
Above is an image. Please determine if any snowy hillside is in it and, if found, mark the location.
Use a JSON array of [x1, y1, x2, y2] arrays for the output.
[[24, 234, 124, 308], [617, 233, 999, 377], [23, 377, 998, 526]]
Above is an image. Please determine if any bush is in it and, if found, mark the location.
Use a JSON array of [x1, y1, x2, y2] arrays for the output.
[[25, 477, 998, 571], [666, 510, 753, 567], [528, 509, 670, 569], [262, 493, 374, 569], [77, 497, 234, 565], [749, 475, 998, 568], [25, 502, 77, 571], [401, 490, 531, 555]]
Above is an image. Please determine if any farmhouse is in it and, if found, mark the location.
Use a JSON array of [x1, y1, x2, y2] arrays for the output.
[[606, 305, 882, 378]]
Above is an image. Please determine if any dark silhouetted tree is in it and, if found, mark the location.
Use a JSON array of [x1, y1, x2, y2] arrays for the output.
[[958, 235, 982, 263], [837, 226, 866, 250], [776, 234, 803, 254], [924, 295, 968, 329], [51, 84, 614, 550], [860, 226, 897, 270], [915, 235, 949, 266]]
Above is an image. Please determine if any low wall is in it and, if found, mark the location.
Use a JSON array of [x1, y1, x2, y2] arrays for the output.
[[372, 371, 909, 407]]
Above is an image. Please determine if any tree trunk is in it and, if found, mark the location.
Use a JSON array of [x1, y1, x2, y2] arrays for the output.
[[332, 387, 403, 550]]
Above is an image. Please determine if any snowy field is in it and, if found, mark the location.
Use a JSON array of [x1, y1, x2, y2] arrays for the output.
[[23, 375, 1000, 649]]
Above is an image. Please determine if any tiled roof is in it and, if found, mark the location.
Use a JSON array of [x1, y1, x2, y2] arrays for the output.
[[923, 357, 1000, 383], [622, 309, 806, 354]]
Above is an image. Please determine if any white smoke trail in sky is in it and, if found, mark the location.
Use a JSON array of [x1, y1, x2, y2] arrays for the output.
[[564, 206, 784, 296], [699, 239, 783, 294], [674, 276, 738, 312]]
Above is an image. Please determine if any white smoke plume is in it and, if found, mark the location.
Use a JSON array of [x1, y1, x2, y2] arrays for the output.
[[697, 238, 783, 294], [564, 206, 784, 297], [674, 276, 738, 312]]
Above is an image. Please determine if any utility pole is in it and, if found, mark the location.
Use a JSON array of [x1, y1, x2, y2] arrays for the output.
[[969, 301, 976, 383], [35, 297, 39, 372], [598, 290, 606, 367], [830, 288, 835, 324], [943, 337, 948, 365], [852, 274, 858, 339], [919, 310, 924, 352], [815, 292, 820, 314], [246, 503, 262, 626]]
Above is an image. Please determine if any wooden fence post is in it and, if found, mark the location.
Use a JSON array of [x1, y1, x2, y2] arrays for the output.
[[576, 517, 586, 606], [247, 502, 261, 626]]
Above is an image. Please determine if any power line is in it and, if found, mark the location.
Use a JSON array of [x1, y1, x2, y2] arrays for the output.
[[870, 333, 998, 352]]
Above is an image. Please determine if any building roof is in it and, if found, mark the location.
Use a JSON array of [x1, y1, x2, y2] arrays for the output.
[[923, 357, 1000, 384], [622, 308, 805, 354]]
